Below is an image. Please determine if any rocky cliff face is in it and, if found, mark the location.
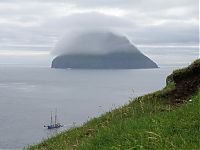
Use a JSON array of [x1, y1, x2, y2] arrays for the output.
[[166, 59, 200, 104], [51, 51, 158, 69]]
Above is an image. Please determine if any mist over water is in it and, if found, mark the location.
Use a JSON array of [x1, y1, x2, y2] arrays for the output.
[[139, 46, 199, 67], [0, 45, 197, 68]]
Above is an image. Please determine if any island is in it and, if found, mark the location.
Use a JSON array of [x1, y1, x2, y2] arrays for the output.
[[51, 51, 158, 69], [51, 31, 158, 69]]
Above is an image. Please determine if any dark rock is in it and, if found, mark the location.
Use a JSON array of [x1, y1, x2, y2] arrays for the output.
[[51, 51, 158, 69]]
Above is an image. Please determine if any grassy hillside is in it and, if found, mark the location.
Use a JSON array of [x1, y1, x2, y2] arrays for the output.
[[28, 59, 200, 150]]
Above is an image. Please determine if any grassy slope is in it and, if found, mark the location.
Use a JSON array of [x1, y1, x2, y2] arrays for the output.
[[29, 59, 200, 150]]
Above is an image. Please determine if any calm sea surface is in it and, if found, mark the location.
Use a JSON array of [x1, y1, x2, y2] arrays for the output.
[[0, 67, 173, 149]]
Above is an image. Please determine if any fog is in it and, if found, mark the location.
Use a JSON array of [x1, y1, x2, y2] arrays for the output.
[[52, 29, 140, 56]]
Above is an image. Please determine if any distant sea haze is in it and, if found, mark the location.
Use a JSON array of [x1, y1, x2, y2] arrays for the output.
[[0, 45, 197, 68]]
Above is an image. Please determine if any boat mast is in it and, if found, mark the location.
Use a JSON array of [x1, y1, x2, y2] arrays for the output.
[[51, 111, 53, 125], [55, 109, 57, 125]]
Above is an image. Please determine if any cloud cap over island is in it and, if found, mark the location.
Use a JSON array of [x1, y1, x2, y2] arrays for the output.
[[51, 30, 158, 69], [52, 29, 139, 55]]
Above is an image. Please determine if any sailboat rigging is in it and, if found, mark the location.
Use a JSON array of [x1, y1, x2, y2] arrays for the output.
[[44, 110, 63, 129]]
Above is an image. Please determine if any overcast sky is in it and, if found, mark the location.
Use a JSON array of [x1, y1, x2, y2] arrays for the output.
[[0, 0, 199, 53]]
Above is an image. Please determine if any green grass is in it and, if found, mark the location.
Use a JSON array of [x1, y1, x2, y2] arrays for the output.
[[28, 90, 200, 150], [78, 92, 200, 150], [28, 60, 200, 150], [166, 59, 200, 85]]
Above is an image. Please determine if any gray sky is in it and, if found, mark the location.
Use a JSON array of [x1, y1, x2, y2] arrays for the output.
[[0, 0, 199, 54]]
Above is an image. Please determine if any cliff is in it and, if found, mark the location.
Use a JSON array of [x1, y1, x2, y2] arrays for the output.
[[51, 51, 158, 69]]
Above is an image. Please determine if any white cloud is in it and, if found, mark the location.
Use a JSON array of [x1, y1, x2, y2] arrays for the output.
[[0, 0, 198, 51]]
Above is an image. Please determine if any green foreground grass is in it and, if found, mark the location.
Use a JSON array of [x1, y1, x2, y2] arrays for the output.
[[29, 60, 200, 150]]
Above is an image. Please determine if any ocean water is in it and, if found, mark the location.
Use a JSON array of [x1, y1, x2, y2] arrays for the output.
[[0, 46, 198, 149], [0, 67, 173, 149]]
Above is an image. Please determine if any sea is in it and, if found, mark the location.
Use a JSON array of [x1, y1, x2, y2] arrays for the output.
[[0, 46, 198, 149]]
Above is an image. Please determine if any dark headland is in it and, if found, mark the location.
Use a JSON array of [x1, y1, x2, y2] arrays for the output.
[[51, 51, 158, 69]]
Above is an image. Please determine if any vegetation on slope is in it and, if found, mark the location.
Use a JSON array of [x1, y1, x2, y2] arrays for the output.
[[28, 59, 200, 150]]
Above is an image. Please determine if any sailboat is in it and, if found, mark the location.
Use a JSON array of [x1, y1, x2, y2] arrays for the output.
[[44, 110, 63, 129]]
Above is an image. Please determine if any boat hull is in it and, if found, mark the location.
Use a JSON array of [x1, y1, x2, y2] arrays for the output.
[[46, 124, 63, 129]]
